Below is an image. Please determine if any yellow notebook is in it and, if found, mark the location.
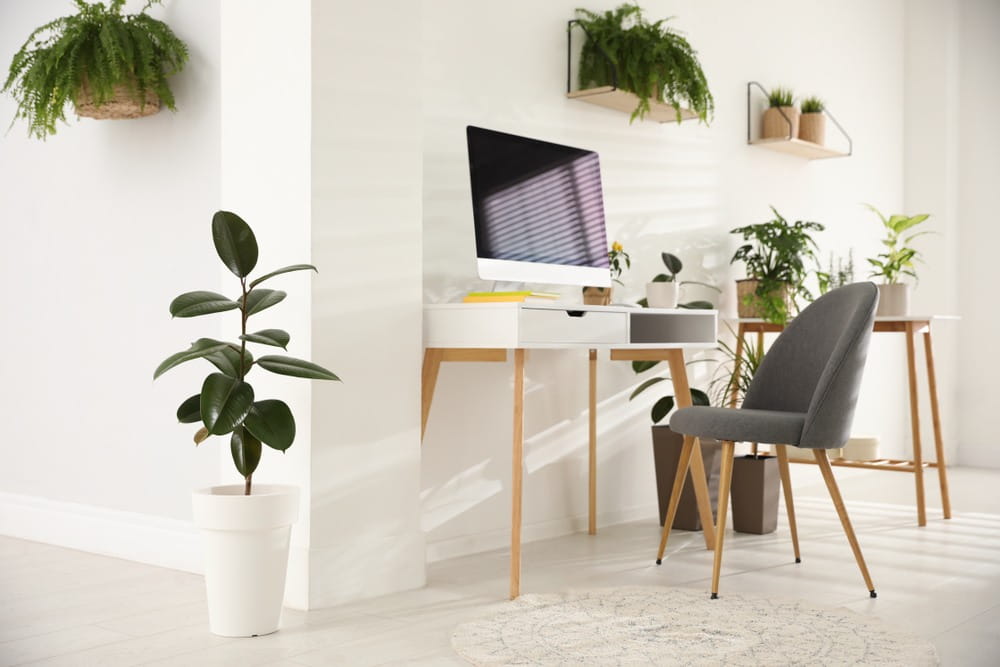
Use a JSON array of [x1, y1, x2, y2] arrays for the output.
[[462, 291, 560, 303]]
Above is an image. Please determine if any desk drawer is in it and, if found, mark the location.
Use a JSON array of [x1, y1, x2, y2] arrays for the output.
[[519, 308, 627, 344]]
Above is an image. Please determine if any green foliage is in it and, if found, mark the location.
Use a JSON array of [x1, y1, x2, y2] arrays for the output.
[[608, 241, 630, 285], [864, 204, 931, 284], [801, 96, 824, 113], [816, 250, 855, 295], [651, 252, 683, 282], [730, 207, 825, 325], [708, 328, 764, 409], [628, 364, 712, 424], [3, 0, 189, 139], [575, 4, 714, 124], [646, 250, 721, 309], [154, 211, 338, 494], [768, 86, 795, 108]]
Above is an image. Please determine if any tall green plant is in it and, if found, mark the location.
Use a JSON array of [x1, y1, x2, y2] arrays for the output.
[[575, 4, 714, 124], [3, 0, 189, 139], [730, 207, 824, 325], [154, 211, 339, 496], [864, 204, 931, 284]]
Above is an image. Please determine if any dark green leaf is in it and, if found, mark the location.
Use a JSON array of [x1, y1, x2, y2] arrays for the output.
[[176, 395, 201, 423], [230, 426, 262, 477], [629, 376, 669, 400], [169, 291, 240, 318], [651, 273, 669, 283], [205, 346, 253, 377], [679, 300, 714, 309], [637, 298, 649, 308], [651, 396, 675, 424], [661, 252, 683, 275], [154, 339, 231, 379], [691, 388, 711, 406], [194, 427, 210, 445], [243, 400, 296, 451], [631, 360, 660, 374], [249, 264, 317, 290], [212, 211, 258, 278], [243, 289, 286, 316], [200, 373, 254, 435], [257, 355, 340, 381], [239, 329, 290, 349]]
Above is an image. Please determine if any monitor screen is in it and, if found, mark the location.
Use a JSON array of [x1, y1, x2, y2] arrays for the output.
[[466, 126, 611, 287]]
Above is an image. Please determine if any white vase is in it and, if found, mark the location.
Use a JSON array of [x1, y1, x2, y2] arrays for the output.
[[646, 282, 679, 308], [876, 283, 910, 317], [192, 484, 299, 637]]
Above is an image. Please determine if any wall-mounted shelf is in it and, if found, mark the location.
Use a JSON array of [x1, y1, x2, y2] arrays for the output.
[[566, 21, 696, 124], [747, 81, 852, 159]]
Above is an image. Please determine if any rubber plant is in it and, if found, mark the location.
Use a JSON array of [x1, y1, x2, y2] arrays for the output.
[[3, 0, 189, 139], [638, 251, 720, 310], [575, 3, 714, 124], [154, 211, 340, 495]]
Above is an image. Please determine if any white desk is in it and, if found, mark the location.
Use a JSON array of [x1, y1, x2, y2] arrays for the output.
[[422, 303, 718, 598]]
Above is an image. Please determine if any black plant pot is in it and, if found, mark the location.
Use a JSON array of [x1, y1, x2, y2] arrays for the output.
[[651, 426, 721, 531], [730, 454, 780, 534]]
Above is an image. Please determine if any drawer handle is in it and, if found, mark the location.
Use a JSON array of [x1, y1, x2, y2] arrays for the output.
[[565, 310, 586, 318]]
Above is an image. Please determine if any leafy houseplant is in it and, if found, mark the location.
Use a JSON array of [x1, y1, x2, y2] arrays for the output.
[[3, 0, 189, 139], [575, 4, 714, 124], [761, 85, 798, 140], [816, 250, 855, 295], [799, 95, 826, 145], [154, 211, 340, 496], [583, 241, 630, 305], [643, 252, 719, 309], [730, 207, 824, 325], [864, 204, 931, 316]]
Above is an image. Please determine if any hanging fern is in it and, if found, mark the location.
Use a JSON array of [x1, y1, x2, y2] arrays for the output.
[[575, 4, 714, 125], [3, 0, 189, 140]]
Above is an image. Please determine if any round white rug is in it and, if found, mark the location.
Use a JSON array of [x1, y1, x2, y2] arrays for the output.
[[451, 586, 937, 666]]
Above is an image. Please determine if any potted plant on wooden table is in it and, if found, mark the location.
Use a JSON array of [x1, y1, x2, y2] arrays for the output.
[[864, 204, 931, 316], [730, 207, 825, 325], [643, 251, 719, 309], [574, 3, 714, 124], [799, 96, 825, 145], [761, 86, 798, 139], [583, 241, 629, 305], [3, 0, 189, 139], [154, 211, 340, 637]]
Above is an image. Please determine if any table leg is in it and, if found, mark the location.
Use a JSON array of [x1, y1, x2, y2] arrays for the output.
[[665, 349, 715, 550], [510, 348, 525, 600], [589, 349, 598, 535], [421, 349, 444, 442], [905, 323, 927, 527], [923, 329, 952, 520]]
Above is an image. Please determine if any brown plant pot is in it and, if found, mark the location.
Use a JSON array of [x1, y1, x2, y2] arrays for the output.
[[798, 112, 826, 145], [74, 80, 161, 120], [582, 286, 612, 306], [761, 106, 800, 140], [735, 279, 792, 319], [730, 454, 780, 534], [652, 427, 722, 530]]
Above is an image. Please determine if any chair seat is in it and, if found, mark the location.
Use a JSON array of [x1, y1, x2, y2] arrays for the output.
[[669, 406, 806, 446]]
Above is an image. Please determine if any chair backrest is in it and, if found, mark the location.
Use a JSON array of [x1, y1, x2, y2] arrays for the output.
[[742, 282, 879, 448]]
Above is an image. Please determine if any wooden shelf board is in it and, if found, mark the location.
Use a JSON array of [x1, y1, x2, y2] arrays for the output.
[[749, 137, 849, 160], [787, 456, 941, 473], [567, 86, 698, 124]]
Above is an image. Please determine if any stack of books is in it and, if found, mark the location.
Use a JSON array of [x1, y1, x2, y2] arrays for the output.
[[461, 291, 561, 303]]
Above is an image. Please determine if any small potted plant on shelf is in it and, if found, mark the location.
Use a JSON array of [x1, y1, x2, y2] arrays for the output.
[[761, 86, 798, 140], [864, 204, 931, 316], [730, 207, 825, 325], [644, 252, 719, 309], [574, 4, 714, 124], [154, 211, 340, 637], [583, 241, 629, 305], [799, 96, 825, 145], [3, 0, 189, 139]]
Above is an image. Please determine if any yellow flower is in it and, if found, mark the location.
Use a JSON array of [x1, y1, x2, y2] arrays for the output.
[[612, 241, 623, 253]]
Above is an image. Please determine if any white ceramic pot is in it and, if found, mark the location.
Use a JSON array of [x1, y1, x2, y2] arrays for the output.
[[646, 282, 679, 308], [876, 283, 910, 316], [192, 484, 299, 637]]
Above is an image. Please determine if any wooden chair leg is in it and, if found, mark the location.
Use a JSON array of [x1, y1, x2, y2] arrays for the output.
[[711, 441, 736, 599], [814, 449, 877, 598], [655, 435, 696, 564], [774, 445, 801, 563]]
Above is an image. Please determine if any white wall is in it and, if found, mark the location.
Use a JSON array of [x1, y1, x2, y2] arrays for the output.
[[420, 0, 942, 560], [0, 0, 223, 568]]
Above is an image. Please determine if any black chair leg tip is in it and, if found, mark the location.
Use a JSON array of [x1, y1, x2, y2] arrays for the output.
[[795, 557, 801, 563], [710, 593, 718, 600], [655, 558, 662, 565], [870, 590, 877, 598]]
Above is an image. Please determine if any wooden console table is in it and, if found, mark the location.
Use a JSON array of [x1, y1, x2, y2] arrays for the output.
[[732, 316, 956, 526], [422, 303, 718, 598]]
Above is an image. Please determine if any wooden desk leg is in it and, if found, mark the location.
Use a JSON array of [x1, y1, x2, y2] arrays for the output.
[[924, 329, 952, 520], [510, 348, 526, 600], [421, 349, 444, 442], [665, 349, 715, 550], [905, 323, 927, 527], [589, 349, 598, 535]]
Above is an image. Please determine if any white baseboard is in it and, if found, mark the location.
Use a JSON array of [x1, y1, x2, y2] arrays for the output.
[[425, 503, 658, 563], [0, 492, 202, 574]]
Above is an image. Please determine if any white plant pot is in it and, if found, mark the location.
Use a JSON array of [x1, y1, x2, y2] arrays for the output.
[[646, 282, 679, 308], [192, 484, 299, 637], [842, 436, 879, 461], [876, 283, 910, 317]]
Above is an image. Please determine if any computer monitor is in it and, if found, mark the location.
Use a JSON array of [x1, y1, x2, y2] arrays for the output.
[[466, 126, 611, 287]]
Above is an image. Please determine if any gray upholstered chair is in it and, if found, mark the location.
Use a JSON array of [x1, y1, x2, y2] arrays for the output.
[[659, 282, 880, 599]]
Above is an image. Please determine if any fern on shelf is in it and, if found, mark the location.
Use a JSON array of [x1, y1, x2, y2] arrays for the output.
[[3, 0, 189, 140]]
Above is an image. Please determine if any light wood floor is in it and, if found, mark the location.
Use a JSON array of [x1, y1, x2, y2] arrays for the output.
[[2, 466, 999, 666]]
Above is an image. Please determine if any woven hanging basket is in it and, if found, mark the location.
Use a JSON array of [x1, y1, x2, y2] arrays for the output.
[[736, 279, 791, 319], [74, 81, 161, 120]]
